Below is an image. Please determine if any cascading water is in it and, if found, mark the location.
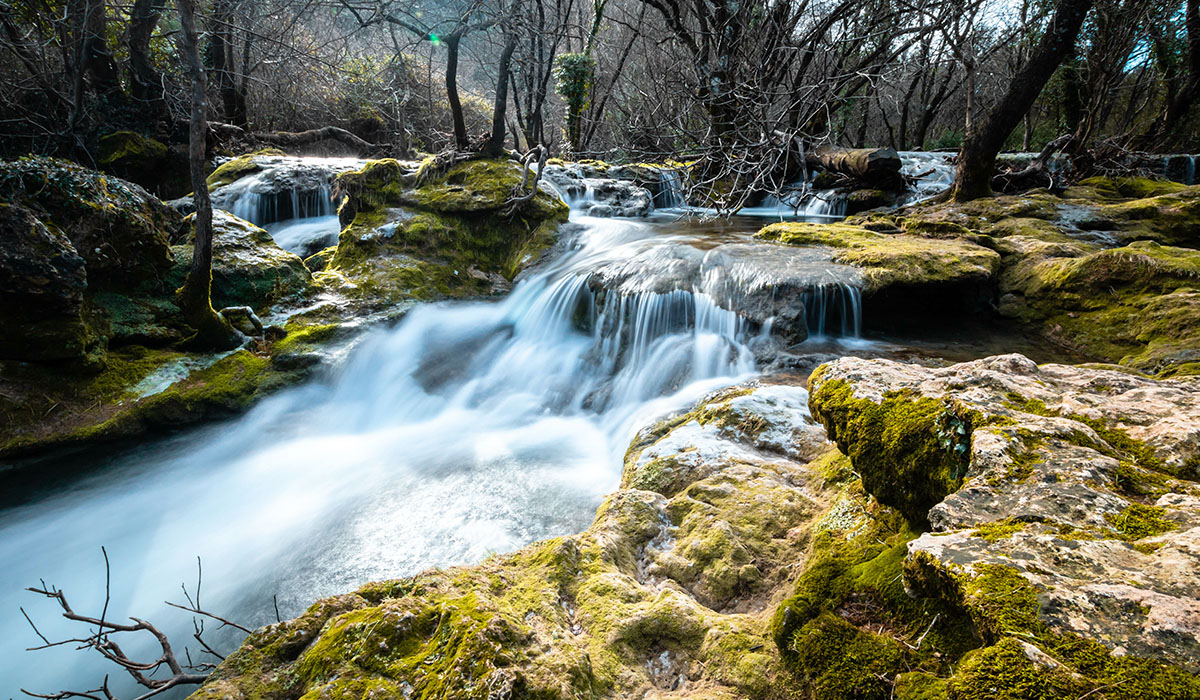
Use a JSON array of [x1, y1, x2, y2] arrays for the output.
[[802, 283, 862, 338], [0, 215, 760, 697], [211, 156, 365, 256]]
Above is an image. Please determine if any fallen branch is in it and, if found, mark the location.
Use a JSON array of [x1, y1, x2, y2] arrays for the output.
[[21, 549, 253, 700]]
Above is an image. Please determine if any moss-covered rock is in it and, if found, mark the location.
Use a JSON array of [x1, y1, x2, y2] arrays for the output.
[[322, 157, 567, 308], [1000, 240, 1200, 374], [807, 370, 973, 524], [0, 202, 99, 363], [755, 221, 999, 300], [169, 211, 315, 311], [96, 131, 189, 198], [0, 156, 179, 291]]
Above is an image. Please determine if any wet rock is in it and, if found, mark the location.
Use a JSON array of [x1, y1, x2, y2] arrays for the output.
[[586, 238, 864, 343], [755, 221, 1000, 329], [810, 354, 1200, 673], [543, 164, 654, 216]]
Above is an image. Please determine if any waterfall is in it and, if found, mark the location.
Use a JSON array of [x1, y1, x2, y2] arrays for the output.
[[211, 156, 364, 256], [802, 283, 862, 338], [0, 213, 761, 697], [655, 170, 687, 209]]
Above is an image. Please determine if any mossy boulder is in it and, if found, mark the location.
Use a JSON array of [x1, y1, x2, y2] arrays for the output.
[[321, 158, 567, 308], [756, 222, 999, 296], [0, 203, 99, 363], [169, 211, 315, 312], [1000, 240, 1200, 374], [809, 355, 1200, 683], [755, 221, 1000, 326], [0, 156, 179, 291]]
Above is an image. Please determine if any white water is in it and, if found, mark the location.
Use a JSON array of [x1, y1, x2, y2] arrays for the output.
[[212, 156, 365, 256], [0, 215, 760, 697]]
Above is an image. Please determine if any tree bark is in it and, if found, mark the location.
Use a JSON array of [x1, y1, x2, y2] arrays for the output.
[[951, 0, 1093, 201], [445, 35, 468, 150], [128, 0, 166, 120], [485, 35, 518, 156], [176, 0, 239, 350]]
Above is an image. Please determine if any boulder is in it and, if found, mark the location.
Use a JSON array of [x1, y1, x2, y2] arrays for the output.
[[585, 237, 864, 343], [0, 156, 178, 292], [320, 157, 567, 309], [170, 210, 314, 312], [0, 203, 96, 362], [999, 240, 1200, 375], [809, 354, 1200, 675], [96, 131, 190, 198], [755, 221, 1001, 326]]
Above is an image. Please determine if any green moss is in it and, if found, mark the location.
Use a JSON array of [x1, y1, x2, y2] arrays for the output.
[[1105, 503, 1174, 541], [97, 131, 167, 168], [272, 322, 342, 355], [808, 377, 973, 524], [786, 613, 905, 700], [757, 221, 999, 294], [325, 158, 567, 306], [972, 520, 1025, 542], [895, 671, 949, 699], [947, 637, 1081, 699], [207, 154, 264, 189]]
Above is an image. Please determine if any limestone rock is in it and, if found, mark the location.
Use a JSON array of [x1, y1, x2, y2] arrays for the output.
[[810, 354, 1200, 672]]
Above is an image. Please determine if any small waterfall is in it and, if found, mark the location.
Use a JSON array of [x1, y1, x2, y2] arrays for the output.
[[211, 156, 364, 256], [654, 170, 687, 209], [0, 214, 760, 696], [801, 283, 862, 338], [802, 191, 847, 218], [1188, 157, 1196, 186], [229, 185, 336, 226]]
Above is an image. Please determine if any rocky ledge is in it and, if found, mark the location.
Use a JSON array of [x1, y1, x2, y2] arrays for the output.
[[187, 353, 1200, 700]]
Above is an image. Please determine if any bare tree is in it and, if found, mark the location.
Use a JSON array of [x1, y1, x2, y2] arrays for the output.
[[952, 0, 1094, 200], [176, 0, 240, 349]]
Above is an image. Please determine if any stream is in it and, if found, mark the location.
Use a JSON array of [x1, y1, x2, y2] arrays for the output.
[[0, 154, 1056, 697]]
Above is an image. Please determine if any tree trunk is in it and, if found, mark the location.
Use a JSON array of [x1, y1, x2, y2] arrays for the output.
[[77, 0, 121, 94], [128, 0, 166, 120], [951, 0, 1093, 201], [485, 35, 518, 156], [176, 0, 239, 350], [445, 35, 468, 150], [807, 146, 904, 188]]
